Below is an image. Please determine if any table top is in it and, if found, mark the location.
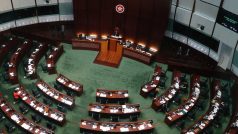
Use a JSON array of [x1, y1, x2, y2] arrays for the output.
[[0, 37, 17, 54], [16, 85, 66, 124], [0, 97, 53, 134], [141, 66, 163, 93], [8, 41, 32, 82], [36, 80, 75, 107], [88, 103, 140, 115], [96, 89, 129, 99], [182, 80, 223, 134], [56, 74, 83, 93], [25, 43, 48, 77], [72, 38, 154, 57], [46, 45, 63, 68], [165, 75, 200, 124], [80, 119, 154, 133], [225, 113, 238, 134], [152, 71, 182, 108]]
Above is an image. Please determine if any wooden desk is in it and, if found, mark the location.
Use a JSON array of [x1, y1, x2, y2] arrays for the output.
[[225, 115, 238, 134], [80, 119, 154, 133], [182, 80, 223, 134], [96, 89, 129, 104], [0, 97, 53, 134], [16, 85, 66, 126], [71, 39, 154, 64], [164, 75, 200, 125], [8, 41, 32, 84], [36, 80, 75, 109], [46, 45, 64, 74], [0, 129, 6, 134], [123, 47, 153, 64], [0, 37, 18, 65], [151, 71, 182, 111], [140, 66, 163, 98], [72, 39, 100, 51], [224, 113, 238, 134], [25, 43, 48, 79], [88, 103, 140, 118], [56, 74, 83, 96]]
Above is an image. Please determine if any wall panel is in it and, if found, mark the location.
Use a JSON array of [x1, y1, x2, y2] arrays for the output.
[[73, 0, 170, 48]]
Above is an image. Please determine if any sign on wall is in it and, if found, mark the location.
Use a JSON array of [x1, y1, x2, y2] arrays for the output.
[[217, 8, 238, 33]]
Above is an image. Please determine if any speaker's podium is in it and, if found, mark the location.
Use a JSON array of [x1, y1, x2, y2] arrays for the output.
[[94, 38, 123, 68]]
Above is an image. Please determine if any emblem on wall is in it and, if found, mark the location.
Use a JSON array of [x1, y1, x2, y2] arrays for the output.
[[115, 4, 125, 14]]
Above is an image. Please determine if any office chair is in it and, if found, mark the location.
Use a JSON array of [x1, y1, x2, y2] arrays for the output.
[[41, 64, 48, 73], [187, 111, 196, 121], [0, 113, 5, 122], [119, 100, 126, 105], [158, 78, 166, 89], [175, 121, 185, 130], [161, 104, 169, 113], [2, 72, 9, 82], [32, 89, 41, 98], [5, 123, 16, 133], [66, 91, 74, 97], [130, 115, 138, 121], [31, 114, 41, 123], [46, 122, 56, 131], [213, 120, 222, 128], [57, 104, 67, 113], [111, 116, 119, 122], [92, 113, 100, 121], [54, 83, 62, 91], [19, 105, 29, 114], [172, 96, 181, 105], [43, 98, 53, 106], [202, 127, 213, 134]]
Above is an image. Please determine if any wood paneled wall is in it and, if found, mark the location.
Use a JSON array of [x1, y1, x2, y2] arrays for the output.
[[73, 0, 170, 48]]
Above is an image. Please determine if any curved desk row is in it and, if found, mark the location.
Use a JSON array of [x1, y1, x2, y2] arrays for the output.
[[36, 80, 75, 109], [165, 75, 200, 125], [0, 97, 53, 134], [96, 89, 129, 104], [225, 113, 238, 134], [56, 74, 83, 96], [8, 41, 32, 84], [15, 85, 66, 125], [80, 119, 154, 133], [46, 45, 63, 74], [0, 37, 18, 65], [182, 80, 223, 134], [151, 71, 182, 111], [25, 43, 48, 79], [88, 103, 140, 118], [140, 65, 164, 98], [71, 39, 154, 64]]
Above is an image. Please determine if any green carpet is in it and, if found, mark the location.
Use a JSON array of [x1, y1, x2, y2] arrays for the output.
[[0, 43, 233, 134]]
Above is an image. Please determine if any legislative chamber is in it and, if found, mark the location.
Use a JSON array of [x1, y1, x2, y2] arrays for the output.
[[0, 0, 237, 134]]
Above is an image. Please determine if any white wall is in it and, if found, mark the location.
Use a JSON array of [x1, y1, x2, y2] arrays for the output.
[[16, 17, 38, 27], [12, 0, 36, 9], [36, 0, 58, 6], [0, 22, 15, 32], [223, 0, 238, 15], [175, 7, 192, 26], [213, 23, 238, 49], [167, 0, 238, 71], [38, 15, 60, 23], [0, 0, 13, 13], [201, 0, 221, 6], [178, 0, 194, 10]]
